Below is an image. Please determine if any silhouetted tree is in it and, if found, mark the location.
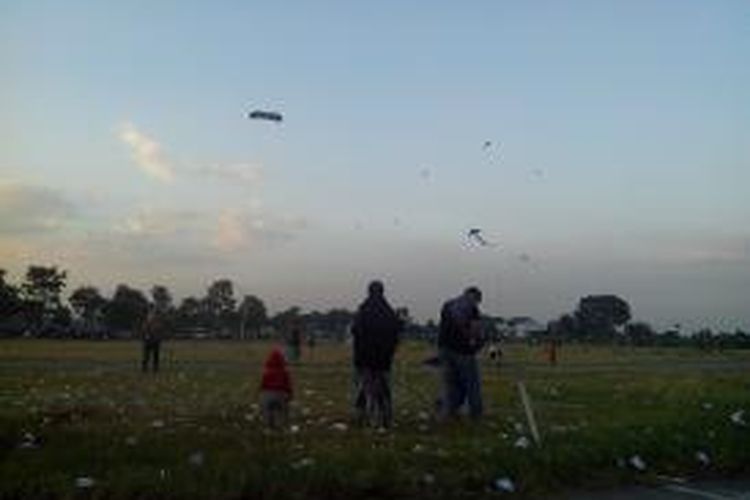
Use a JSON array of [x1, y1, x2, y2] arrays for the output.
[[548, 313, 579, 341], [204, 279, 236, 334], [0, 269, 22, 319], [574, 295, 631, 340], [20, 265, 67, 334], [239, 294, 267, 339], [105, 284, 149, 333], [624, 321, 655, 346], [69, 286, 107, 337], [150, 285, 173, 313], [176, 296, 206, 330]]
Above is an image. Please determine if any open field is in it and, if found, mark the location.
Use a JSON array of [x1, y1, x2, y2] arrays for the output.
[[1, 340, 749, 499]]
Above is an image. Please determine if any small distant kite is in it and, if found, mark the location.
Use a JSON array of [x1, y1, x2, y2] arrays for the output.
[[467, 228, 497, 247], [248, 110, 283, 122], [482, 141, 502, 163]]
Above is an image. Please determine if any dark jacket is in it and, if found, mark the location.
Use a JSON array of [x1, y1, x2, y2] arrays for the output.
[[438, 295, 481, 355], [141, 313, 168, 344], [351, 295, 403, 370]]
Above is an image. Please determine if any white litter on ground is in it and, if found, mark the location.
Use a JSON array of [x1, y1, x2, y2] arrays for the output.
[[629, 455, 647, 471], [514, 436, 531, 449], [19, 432, 38, 449], [730, 410, 745, 426], [493, 477, 515, 493], [696, 451, 711, 466], [75, 477, 95, 488], [188, 451, 204, 467], [292, 457, 315, 469]]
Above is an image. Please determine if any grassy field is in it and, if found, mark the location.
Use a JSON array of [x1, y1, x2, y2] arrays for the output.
[[1, 340, 749, 499]]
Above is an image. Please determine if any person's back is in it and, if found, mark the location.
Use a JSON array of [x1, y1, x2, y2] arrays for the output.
[[352, 292, 402, 371], [437, 287, 484, 419], [351, 280, 403, 427], [438, 294, 482, 355], [259, 348, 293, 428], [142, 312, 166, 343]]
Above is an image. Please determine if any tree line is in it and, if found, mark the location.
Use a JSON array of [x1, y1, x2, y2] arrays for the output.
[[1, 265, 747, 348], [543, 294, 750, 349], [0, 265, 362, 340]]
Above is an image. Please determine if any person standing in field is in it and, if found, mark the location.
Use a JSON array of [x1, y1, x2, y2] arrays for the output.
[[259, 347, 293, 429], [351, 280, 403, 427], [140, 306, 168, 373], [286, 319, 303, 363], [306, 330, 316, 359], [438, 286, 485, 419]]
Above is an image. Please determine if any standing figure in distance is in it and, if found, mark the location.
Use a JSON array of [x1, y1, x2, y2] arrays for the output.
[[141, 306, 168, 373]]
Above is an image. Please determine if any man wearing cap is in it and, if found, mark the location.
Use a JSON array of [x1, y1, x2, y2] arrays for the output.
[[438, 286, 485, 419]]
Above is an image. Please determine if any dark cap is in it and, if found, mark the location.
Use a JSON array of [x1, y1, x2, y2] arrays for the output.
[[368, 280, 385, 296], [464, 286, 482, 303]]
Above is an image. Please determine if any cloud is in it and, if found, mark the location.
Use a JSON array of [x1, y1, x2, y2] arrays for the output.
[[195, 163, 264, 188], [214, 207, 307, 252], [118, 122, 175, 183], [117, 207, 203, 237], [0, 182, 76, 233], [215, 209, 246, 251]]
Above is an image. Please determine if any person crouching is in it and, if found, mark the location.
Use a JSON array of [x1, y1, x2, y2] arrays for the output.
[[259, 348, 293, 429]]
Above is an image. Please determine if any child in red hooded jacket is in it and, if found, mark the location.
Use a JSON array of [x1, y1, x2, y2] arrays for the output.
[[259, 348, 293, 429]]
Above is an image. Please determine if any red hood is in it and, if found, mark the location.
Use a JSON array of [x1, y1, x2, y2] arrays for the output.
[[264, 348, 287, 370]]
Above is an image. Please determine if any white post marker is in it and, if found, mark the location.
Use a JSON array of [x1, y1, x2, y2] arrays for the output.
[[517, 380, 541, 445]]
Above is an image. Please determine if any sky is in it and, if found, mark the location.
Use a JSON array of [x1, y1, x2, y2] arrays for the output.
[[1, 1, 749, 331]]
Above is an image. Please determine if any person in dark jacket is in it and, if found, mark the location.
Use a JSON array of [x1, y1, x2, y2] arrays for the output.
[[438, 286, 484, 419], [351, 280, 403, 427]]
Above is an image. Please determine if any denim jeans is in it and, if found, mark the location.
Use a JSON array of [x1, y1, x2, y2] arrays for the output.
[[353, 368, 393, 427], [439, 348, 483, 419]]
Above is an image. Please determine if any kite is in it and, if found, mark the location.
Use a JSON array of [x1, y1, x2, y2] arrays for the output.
[[467, 228, 497, 247], [248, 110, 283, 122]]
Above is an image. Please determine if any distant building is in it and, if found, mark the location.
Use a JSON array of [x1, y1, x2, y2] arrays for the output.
[[506, 316, 544, 338]]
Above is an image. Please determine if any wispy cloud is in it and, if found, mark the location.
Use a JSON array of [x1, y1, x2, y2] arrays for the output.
[[118, 122, 175, 183], [214, 207, 307, 252], [215, 209, 246, 251], [0, 181, 76, 233], [195, 163, 264, 188], [117, 207, 203, 237]]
